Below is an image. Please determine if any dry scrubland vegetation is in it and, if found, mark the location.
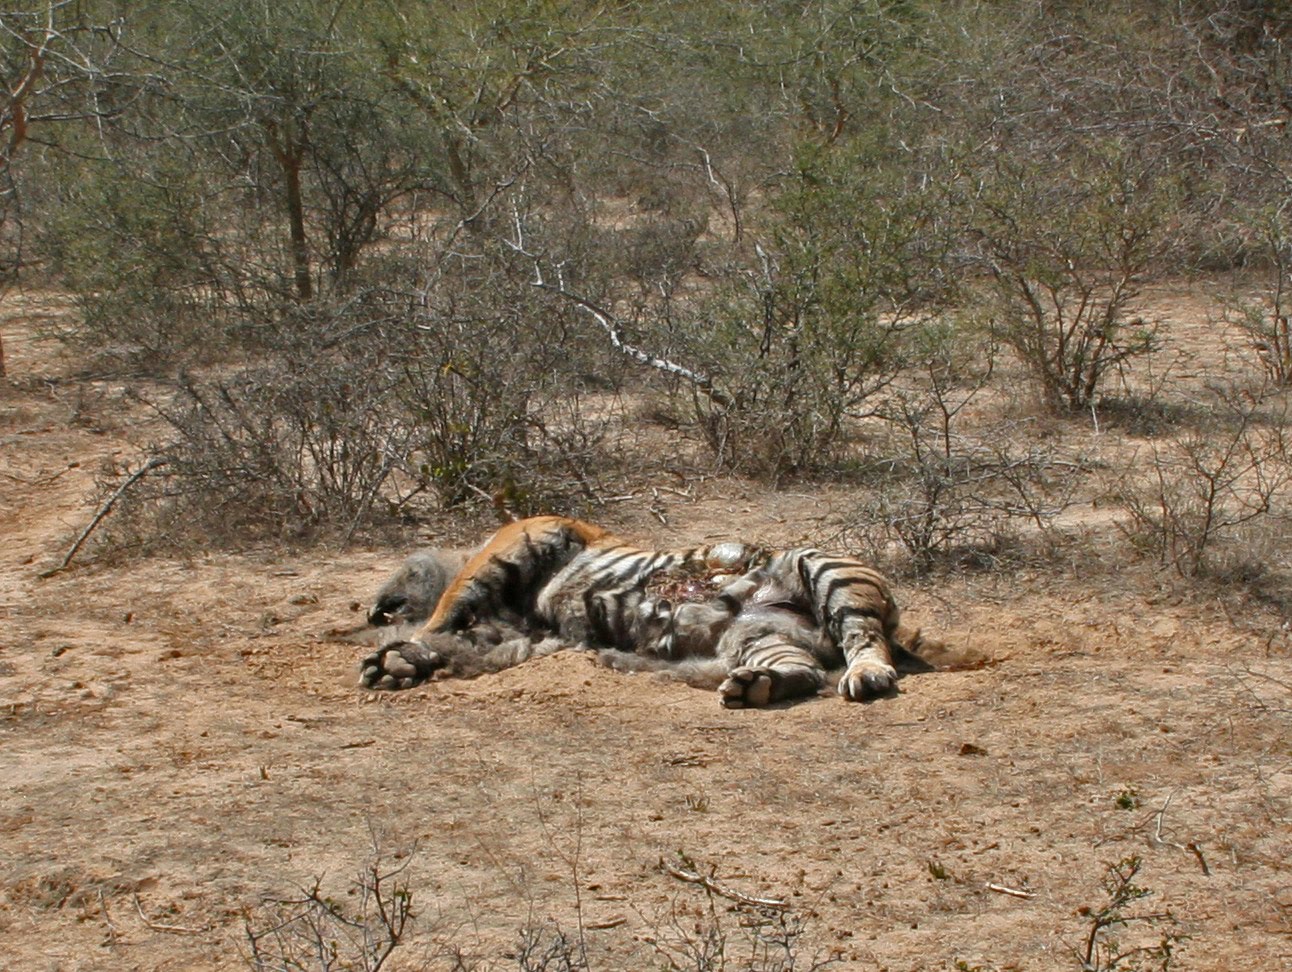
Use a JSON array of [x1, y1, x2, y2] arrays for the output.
[[1, 1, 1291, 969]]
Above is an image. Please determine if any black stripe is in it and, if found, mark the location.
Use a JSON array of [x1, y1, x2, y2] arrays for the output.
[[745, 644, 812, 667], [795, 551, 819, 589], [639, 552, 671, 576], [584, 588, 605, 638], [520, 531, 541, 576], [811, 558, 861, 575], [592, 547, 646, 576], [600, 553, 655, 587], [821, 572, 885, 610], [827, 604, 883, 641], [806, 556, 865, 594]]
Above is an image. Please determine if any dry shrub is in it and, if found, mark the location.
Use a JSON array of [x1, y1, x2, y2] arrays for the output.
[[1223, 207, 1292, 388], [122, 357, 412, 544], [1115, 382, 1292, 579], [92, 289, 614, 550], [838, 326, 1086, 574], [242, 837, 415, 972]]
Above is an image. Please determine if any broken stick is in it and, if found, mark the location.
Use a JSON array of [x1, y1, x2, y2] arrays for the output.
[[659, 857, 788, 909]]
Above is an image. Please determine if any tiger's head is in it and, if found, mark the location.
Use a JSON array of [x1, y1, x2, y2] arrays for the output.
[[368, 548, 468, 628]]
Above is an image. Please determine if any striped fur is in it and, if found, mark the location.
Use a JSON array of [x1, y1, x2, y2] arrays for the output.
[[361, 516, 919, 707]]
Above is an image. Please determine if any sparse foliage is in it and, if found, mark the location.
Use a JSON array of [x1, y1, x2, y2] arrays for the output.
[[1227, 205, 1292, 387], [12, 0, 1292, 562], [970, 146, 1169, 413], [1116, 382, 1292, 577], [844, 322, 1080, 571], [647, 899, 839, 972], [1073, 857, 1183, 972], [94, 284, 609, 545], [242, 837, 416, 972], [0, 0, 144, 374], [513, 922, 589, 972]]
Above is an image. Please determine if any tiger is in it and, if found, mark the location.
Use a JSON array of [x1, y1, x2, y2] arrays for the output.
[[360, 515, 934, 708]]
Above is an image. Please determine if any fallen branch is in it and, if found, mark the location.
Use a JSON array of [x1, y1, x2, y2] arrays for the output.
[[659, 857, 788, 909], [1187, 841, 1211, 877], [40, 457, 168, 577], [1151, 793, 1183, 850]]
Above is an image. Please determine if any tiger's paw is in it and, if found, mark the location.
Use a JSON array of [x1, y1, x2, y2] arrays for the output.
[[837, 660, 898, 701], [718, 666, 777, 708], [359, 641, 445, 690]]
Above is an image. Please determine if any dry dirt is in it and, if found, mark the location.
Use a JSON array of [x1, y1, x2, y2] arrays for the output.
[[1, 291, 1290, 971]]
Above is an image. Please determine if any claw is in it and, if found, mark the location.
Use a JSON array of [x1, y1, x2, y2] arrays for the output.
[[837, 662, 898, 701]]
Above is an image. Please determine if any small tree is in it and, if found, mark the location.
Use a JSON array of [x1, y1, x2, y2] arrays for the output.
[[1227, 203, 1292, 387], [1, 2, 137, 375], [971, 143, 1171, 413], [679, 135, 956, 474], [1074, 856, 1182, 972]]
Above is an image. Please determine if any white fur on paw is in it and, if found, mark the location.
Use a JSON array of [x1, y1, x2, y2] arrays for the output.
[[837, 661, 898, 701], [718, 666, 775, 708], [359, 642, 443, 690]]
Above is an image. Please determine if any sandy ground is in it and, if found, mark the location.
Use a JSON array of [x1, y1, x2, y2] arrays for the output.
[[1, 292, 1290, 971]]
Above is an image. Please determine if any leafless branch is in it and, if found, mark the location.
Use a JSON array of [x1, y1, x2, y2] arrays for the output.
[[40, 457, 168, 577]]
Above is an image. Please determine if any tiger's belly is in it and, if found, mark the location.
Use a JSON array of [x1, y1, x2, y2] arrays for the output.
[[534, 544, 759, 655]]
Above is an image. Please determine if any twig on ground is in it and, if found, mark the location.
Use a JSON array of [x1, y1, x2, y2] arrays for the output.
[[133, 894, 208, 935], [1150, 792, 1210, 876], [1151, 793, 1179, 846], [98, 889, 120, 944], [659, 857, 789, 909], [1187, 841, 1211, 876], [1, 464, 74, 486], [40, 457, 168, 577], [986, 882, 1036, 899], [653, 485, 695, 499]]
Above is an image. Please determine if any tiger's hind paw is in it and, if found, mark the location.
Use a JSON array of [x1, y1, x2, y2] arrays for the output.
[[359, 641, 445, 690], [837, 660, 898, 701], [718, 666, 776, 708]]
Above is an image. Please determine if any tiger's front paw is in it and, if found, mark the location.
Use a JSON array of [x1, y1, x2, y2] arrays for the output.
[[837, 660, 898, 701], [718, 666, 776, 708], [359, 641, 445, 690]]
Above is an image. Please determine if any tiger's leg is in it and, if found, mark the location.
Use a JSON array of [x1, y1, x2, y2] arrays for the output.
[[360, 626, 567, 689], [360, 625, 499, 689], [834, 615, 900, 701], [770, 549, 901, 701], [716, 623, 828, 708]]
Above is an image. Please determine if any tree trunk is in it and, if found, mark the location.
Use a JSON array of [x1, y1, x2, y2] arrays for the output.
[[283, 155, 312, 301], [265, 120, 313, 302]]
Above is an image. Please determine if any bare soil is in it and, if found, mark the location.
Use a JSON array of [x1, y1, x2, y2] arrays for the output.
[[1, 292, 1290, 971]]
